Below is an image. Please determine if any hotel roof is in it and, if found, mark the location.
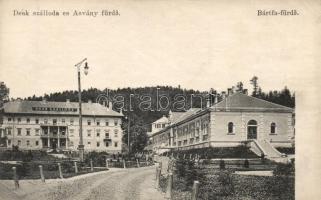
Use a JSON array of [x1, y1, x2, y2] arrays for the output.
[[2, 100, 123, 117]]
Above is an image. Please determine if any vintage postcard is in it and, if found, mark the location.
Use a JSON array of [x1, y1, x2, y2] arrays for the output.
[[0, 0, 320, 199]]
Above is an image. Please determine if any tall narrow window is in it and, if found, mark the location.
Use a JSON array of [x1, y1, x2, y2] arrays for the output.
[[228, 122, 234, 134], [270, 123, 276, 134]]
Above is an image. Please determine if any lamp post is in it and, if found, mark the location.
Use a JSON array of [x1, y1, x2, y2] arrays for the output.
[[75, 58, 89, 162]]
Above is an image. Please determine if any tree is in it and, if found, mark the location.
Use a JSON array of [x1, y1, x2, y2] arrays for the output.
[[0, 82, 9, 107], [236, 82, 244, 92], [250, 76, 259, 96]]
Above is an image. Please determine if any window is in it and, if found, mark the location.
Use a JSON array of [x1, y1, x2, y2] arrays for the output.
[[228, 122, 234, 134], [53, 119, 57, 125], [87, 120, 91, 125], [87, 130, 92, 137], [96, 120, 100, 126], [105, 130, 110, 138], [270, 123, 276, 134], [17, 128, 22, 136], [35, 118, 39, 124], [162, 124, 166, 128], [35, 141, 39, 146], [44, 119, 48, 124], [17, 140, 21, 146], [114, 142, 118, 147], [105, 121, 109, 126], [247, 120, 258, 139], [114, 129, 118, 137], [26, 129, 31, 136], [7, 129, 12, 135], [114, 120, 118, 126], [97, 142, 100, 147], [35, 129, 40, 135], [17, 118, 21, 123], [26, 118, 30, 123], [8, 117, 12, 122], [26, 140, 30, 146], [70, 119, 74, 125], [105, 142, 109, 147], [8, 139, 11, 145], [69, 129, 74, 137], [62, 119, 65, 124], [96, 129, 100, 137], [87, 141, 91, 145]]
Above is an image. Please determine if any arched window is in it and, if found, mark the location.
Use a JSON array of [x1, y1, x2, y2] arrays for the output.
[[270, 123, 276, 134], [247, 120, 258, 139], [228, 122, 234, 134]]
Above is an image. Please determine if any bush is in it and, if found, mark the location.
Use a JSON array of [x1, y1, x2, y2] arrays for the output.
[[244, 159, 249, 168], [273, 163, 294, 176], [219, 159, 225, 170]]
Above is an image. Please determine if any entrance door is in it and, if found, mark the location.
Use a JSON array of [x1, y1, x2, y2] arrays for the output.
[[247, 120, 257, 139]]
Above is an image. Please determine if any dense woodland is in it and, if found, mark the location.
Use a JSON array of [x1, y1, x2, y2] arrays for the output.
[[0, 78, 295, 152]]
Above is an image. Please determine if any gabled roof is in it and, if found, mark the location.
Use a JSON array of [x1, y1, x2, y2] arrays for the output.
[[211, 92, 293, 112], [3, 100, 123, 117], [152, 115, 169, 124]]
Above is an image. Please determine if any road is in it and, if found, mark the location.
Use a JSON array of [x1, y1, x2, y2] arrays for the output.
[[0, 166, 165, 200]]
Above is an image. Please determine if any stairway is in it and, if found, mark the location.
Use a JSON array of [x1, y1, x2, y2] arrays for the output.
[[255, 140, 283, 158], [250, 140, 287, 163]]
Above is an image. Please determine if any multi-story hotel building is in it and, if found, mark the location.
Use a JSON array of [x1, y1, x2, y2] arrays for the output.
[[0, 99, 123, 153], [150, 91, 295, 159]]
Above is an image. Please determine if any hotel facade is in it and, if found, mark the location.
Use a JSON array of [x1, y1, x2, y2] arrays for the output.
[[150, 92, 295, 159], [0, 99, 123, 153]]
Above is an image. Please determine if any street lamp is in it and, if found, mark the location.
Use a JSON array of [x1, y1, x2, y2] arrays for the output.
[[75, 58, 89, 162]]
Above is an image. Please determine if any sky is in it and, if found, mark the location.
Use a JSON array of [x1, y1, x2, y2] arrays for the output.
[[0, 0, 318, 98]]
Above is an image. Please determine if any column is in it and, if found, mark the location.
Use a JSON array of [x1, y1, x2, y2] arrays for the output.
[[57, 127, 60, 148], [66, 127, 69, 149], [47, 126, 50, 148]]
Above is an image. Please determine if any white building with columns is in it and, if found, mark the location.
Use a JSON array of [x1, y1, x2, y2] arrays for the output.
[[0, 99, 123, 153]]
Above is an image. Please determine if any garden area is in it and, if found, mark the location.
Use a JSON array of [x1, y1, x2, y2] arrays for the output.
[[0, 149, 153, 180]]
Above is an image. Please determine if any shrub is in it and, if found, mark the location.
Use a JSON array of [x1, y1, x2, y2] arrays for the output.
[[273, 163, 294, 176], [217, 171, 235, 196], [219, 159, 225, 170], [244, 159, 249, 168]]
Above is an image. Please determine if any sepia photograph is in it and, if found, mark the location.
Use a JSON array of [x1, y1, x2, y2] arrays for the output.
[[0, 0, 320, 199]]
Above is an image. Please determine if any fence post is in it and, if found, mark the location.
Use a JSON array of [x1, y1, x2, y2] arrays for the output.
[[12, 167, 19, 189], [156, 167, 161, 189], [90, 159, 94, 172], [123, 159, 126, 169], [191, 180, 200, 200], [58, 163, 63, 179], [136, 159, 140, 168], [106, 158, 109, 169], [165, 172, 173, 199], [74, 161, 78, 173], [39, 165, 45, 182]]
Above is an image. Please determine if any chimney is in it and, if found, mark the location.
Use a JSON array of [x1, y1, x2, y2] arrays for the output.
[[66, 99, 70, 103], [243, 89, 248, 95], [108, 101, 113, 109], [88, 99, 92, 104], [221, 91, 226, 99], [214, 95, 218, 104], [206, 97, 211, 108], [227, 88, 232, 96]]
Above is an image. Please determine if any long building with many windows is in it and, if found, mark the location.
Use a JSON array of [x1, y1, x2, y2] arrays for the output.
[[150, 92, 295, 159], [0, 99, 123, 153]]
